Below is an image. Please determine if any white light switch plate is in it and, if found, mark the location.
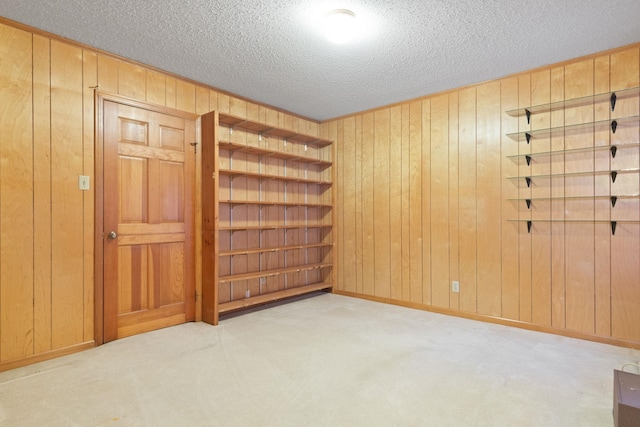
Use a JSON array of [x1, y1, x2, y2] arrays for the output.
[[78, 175, 90, 190]]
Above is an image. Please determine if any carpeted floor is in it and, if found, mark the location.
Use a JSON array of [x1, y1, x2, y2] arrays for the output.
[[0, 292, 638, 426]]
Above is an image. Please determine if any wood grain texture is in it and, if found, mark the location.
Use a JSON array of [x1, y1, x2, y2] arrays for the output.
[[448, 93, 460, 311], [0, 24, 34, 362]]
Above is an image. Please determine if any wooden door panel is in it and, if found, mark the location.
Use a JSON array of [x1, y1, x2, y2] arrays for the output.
[[102, 99, 194, 342]]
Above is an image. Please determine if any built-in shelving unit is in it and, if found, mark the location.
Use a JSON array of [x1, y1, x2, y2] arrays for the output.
[[201, 112, 334, 324], [506, 87, 640, 235]]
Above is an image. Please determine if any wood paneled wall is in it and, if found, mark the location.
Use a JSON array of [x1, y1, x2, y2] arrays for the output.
[[322, 45, 640, 348], [0, 19, 320, 370]]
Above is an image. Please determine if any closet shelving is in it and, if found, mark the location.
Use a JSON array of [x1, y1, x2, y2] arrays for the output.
[[201, 111, 334, 325], [506, 86, 640, 235]]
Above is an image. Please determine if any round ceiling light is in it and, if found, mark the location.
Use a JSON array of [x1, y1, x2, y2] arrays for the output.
[[324, 9, 356, 44]]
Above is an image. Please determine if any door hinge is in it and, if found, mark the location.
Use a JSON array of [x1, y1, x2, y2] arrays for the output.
[[190, 142, 198, 153]]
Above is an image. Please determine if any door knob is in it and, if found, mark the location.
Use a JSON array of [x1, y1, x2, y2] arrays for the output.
[[108, 231, 118, 239]]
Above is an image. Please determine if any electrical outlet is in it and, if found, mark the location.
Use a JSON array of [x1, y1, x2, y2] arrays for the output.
[[78, 175, 90, 191], [452, 281, 460, 293], [245, 290, 250, 298]]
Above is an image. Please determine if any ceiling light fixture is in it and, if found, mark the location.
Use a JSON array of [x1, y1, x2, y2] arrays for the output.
[[324, 9, 356, 44]]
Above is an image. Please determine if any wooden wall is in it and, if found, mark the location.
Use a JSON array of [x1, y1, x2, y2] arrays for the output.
[[0, 19, 320, 370], [322, 44, 640, 348]]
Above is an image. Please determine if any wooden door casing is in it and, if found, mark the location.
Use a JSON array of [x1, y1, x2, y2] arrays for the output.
[[98, 95, 196, 343]]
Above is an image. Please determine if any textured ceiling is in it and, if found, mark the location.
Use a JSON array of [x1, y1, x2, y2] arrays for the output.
[[2, 1, 640, 121]]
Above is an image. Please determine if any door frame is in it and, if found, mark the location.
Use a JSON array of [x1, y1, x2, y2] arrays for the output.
[[94, 91, 199, 345]]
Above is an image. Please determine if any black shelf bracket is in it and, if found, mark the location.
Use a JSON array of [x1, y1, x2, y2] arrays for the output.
[[525, 155, 532, 166], [525, 133, 532, 144], [611, 171, 618, 183], [611, 120, 618, 134], [611, 221, 617, 235], [525, 109, 531, 124], [526, 199, 531, 209], [611, 196, 618, 207], [610, 92, 617, 112], [610, 145, 617, 158], [527, 220, 532, 233], [525, 177, 532, 187]]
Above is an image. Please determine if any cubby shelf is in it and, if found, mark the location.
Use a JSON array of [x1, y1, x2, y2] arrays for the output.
[[202, 111, 335, 324]]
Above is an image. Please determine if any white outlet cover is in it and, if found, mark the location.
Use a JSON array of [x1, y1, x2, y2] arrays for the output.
[[78, 175, 90, 190]]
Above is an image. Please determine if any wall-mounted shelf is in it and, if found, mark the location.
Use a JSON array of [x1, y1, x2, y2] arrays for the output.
[[506, 115, 639, 143], [202, 111, 335, 325], [506, 142, 640, 165], [506, 87, 640, 121], [505, 86, 640, 236]]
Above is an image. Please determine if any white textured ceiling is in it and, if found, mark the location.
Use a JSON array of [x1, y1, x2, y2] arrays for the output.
[[2, 1, 640, 121]]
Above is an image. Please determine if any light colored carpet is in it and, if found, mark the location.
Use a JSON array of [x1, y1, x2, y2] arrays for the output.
[[0, 293, 638, 426]]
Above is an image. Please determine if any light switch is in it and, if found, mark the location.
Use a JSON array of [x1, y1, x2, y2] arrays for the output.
[[78, 175, 90, 191]]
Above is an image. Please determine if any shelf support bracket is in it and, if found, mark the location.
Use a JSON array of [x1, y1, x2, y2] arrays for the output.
[[610, 92, 617, 112], [610, 145, 617, 158], [611, 196, 618, 207], [611, 171, 618, 183], [527, 220, 532, 233], [525, 133, 531, 144], [611, 120, 618, 134], [611, 221, 617, 235], [525, 177, 532, 187], [526, 199, 531, 209], [525, 109, 531, 124], [525, 155, 532, 166]]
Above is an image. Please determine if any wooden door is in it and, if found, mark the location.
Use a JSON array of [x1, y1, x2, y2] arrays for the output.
[[101, 98, 195, 342]]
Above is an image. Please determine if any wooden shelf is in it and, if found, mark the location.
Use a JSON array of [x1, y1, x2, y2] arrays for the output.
[[219, 168, 332, 185], [506, 87, 640, 118], [218, 282, 333, 314], [218, 113, 333, 147], [220, 199, 332, 208], [202, 110, 335, 325], [219, 140, 333, 166], [218, 224, 332, 231], [220, 243, 333, 257], [219, 263, 332, 283]]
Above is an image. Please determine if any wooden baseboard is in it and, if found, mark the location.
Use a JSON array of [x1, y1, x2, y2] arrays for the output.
[[0, 341, 96, 373], [334, 290, 640, 350]]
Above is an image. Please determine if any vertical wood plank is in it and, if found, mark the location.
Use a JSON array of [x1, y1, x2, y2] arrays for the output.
[[564, 59, 595, 335], [409, 101, 423, 304], [448, 93, 460, 311], [374, 109, 391, 298], [33, 34, 52, 353], [146, 70, 166, 106], [529, 70, 552, 327], [389, 106, 403, 300], [421, 99, 432, 305], [118, 61, 145, 100], [400, 104, 411, 301], [361, 112, 375, 296], [97, 55, 118, 93], [476, 81, 503, 317], [610, 47, 640, 342], [354, 115, 364, 294], [83, 49, 98, 342], [501, 76, 519, 320], [176, 80, 196, 114], [518, 74, 532, 323], [50, 40, 85, 349], [342, 117, 357, 293], [195, 86, 210, 116], [458, 88, 477, 313], [0, 25, 34, 361], [430, 95, 449, 307]]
